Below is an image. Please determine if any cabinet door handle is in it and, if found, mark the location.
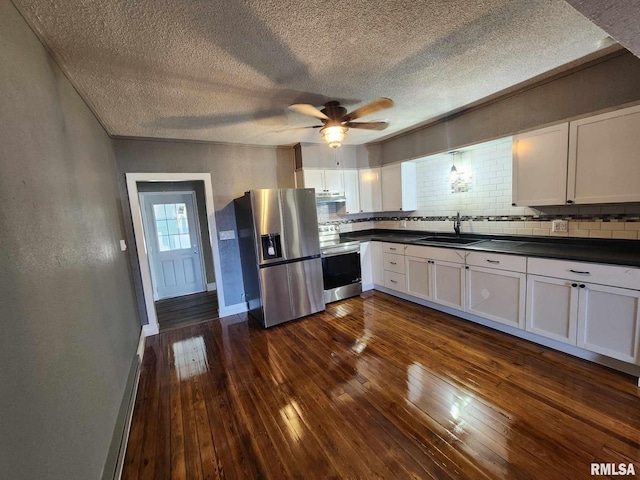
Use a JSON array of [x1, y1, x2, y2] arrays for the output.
[[579, 284, 586, 288], [389, 247, 396, 251], [389, 261, 397, 265], [390, 279, 397, 284], [571, 283, 578, 287], [486, 259, 500, 264], [569, 269, 590, 275]]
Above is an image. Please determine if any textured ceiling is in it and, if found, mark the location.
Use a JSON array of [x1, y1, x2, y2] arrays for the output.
[[565, 0, 640, 59], [14, 0, 612, 146]]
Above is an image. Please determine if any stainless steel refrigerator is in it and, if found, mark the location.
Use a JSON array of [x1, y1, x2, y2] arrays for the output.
[[235, 188, 325, 327]]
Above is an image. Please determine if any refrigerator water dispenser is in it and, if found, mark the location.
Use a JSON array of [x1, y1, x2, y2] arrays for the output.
[[261, 233, 282, 260]]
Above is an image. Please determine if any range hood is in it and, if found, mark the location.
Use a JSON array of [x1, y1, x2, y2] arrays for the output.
[[315, 191, 346, 203]]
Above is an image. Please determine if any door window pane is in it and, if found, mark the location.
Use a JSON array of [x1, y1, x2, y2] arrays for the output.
[[154, 204, 167, 220], [153, 202, 191, 252]]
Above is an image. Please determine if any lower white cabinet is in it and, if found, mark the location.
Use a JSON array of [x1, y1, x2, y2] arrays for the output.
[[526, 258, 640, 364], [432, 260, 465, 310], [525, 275, 578, 344], [370, 241, 384, 286], [406, 256, 431, 301], [466, 265, 526, 329], [384, 270, 407, 292], [371, 241, 640, 367], [360, 241, 373, 291], [577, 283, 640, 364], [405, 247, 465, 310], [381, 243, 406, 293]]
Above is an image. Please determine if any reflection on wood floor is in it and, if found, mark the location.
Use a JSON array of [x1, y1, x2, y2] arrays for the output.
[[155, 291, 218, 332], [124, 291, 640, 479]]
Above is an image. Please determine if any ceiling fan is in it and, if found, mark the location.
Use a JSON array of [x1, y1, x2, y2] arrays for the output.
[[288, 98, 394, 148]]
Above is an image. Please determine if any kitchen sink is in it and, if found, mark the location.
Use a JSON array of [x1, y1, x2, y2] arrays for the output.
[[411, 236, 483, 245]]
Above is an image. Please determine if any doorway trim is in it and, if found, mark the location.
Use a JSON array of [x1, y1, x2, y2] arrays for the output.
[[126, 173, 229, 336]]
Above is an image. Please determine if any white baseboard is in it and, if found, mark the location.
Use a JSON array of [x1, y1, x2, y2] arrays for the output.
[[362, 283, 375, 292], [136, 329, 146, 359], [207, 282, 217, 292], [219, 302, 248, 317], [113, 356, 142, 480], [142, 323, 159, 337]]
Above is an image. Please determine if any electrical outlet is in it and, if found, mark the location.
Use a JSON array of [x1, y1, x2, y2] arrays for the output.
[[552, 220, 568, 232], [219, 230, 236, 240], [400, 220, 407, 229]]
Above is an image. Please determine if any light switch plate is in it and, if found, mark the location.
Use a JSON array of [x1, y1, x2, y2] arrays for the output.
[[119, 239, 127, 251]]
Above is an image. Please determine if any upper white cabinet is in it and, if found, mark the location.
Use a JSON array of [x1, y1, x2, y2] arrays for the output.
[[343, 169, 360, 214], [296, 168, 344, 194], [512, 104, 640, 206], [512, 123, 569, 206], [381, 162, 417, 212], [358, 167, 382, 213], [568, 104, 640, 204]]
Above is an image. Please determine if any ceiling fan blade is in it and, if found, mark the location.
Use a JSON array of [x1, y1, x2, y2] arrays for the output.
[[275, 125, 322, 133], [288, 104, 329, 120], [343, 98, 394, 121], [345, 121, 389, 131]]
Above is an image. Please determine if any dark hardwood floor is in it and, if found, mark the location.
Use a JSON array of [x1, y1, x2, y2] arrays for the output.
[[124, 291, 640, 479], [155, 291, 219, 332]]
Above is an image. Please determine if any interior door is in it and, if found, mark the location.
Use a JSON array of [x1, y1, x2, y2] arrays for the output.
[[141, 192, 206, 300]]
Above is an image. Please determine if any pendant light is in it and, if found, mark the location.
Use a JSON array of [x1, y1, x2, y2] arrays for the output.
[[449, 151, 459, 183]]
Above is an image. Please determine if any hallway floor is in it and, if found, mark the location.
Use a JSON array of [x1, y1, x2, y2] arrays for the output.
[[155, 291, 219, 332]]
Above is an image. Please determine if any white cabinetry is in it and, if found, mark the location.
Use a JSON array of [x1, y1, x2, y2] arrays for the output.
[[512, 123, 569, 206], [512, 104, 640, 206], [343, 169, 360, 214], [526, 275, 578, 344], [381, 162, 417, 212], [527, 257, 640, 364], [382, 243, 406, 292], [577, 283, 640, 364], [358, 168, 382, 213], [568, 104, 640, 204], [370, 241, 384, 286], [360, 241, 373, 291], [404, 245, 466, 310], [296, 168, 344, 194], [465, 252, 526, 329]]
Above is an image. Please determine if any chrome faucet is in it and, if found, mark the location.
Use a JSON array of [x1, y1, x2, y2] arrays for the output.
[[454, 211, 461, 236]]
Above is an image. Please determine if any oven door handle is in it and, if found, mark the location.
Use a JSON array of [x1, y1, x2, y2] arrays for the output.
[[321, 249, 361, 258]]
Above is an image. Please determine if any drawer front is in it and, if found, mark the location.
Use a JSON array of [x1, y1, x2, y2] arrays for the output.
[[466, 251, 527, 273], [383, 242, 405, 254], [527, 257, 640, 290], [404, 245, 466, 264], [384, 270, 407, 292], [383, 252, 406, 274]]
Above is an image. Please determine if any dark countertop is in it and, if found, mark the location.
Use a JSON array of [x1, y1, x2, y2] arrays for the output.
[[341, 229, 640, 268]]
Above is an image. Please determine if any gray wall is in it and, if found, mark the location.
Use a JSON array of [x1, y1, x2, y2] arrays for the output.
[[113, 139, 282, 316], [0, 1, 140, 479], [380, 51, 640, 163]]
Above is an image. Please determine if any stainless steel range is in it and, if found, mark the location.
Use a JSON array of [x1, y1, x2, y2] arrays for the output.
[[319, 225, 362, 303]]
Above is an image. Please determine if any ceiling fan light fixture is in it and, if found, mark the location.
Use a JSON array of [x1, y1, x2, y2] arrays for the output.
[[320, 125, 348, 148]]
